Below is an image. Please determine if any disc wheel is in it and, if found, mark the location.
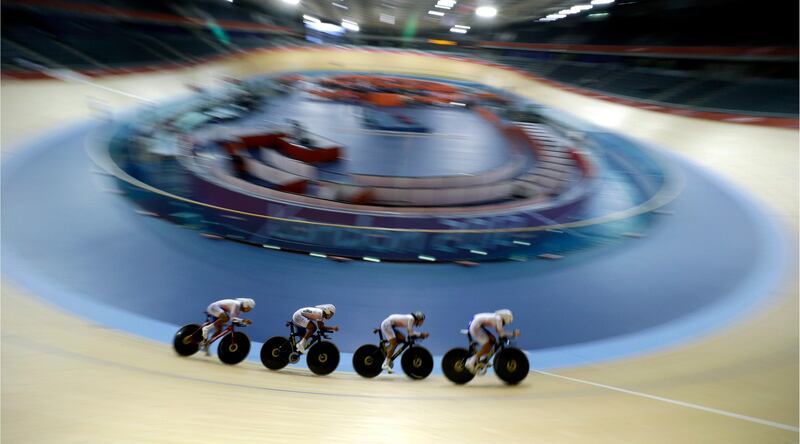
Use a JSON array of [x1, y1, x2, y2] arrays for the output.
[[401, 346, 433, 380], [493, 347, 529, 385], [307, 340, 340, 376], [260, 336, 291, 370], [442, 348, 475, 384], [217, 332, 251, 365], [173, 324, 202, 356], [352, 344, 384, 378]]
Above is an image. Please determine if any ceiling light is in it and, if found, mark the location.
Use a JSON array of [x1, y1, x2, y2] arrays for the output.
[[591, 0, 614, 4], [574, 4, 594, 10], [332, 2, 349, 9], [428, 10, 445, 16], [282, 0, 299, 4], [379, 13, 395, 24], [559, 9, 575, 14], [302, 15, 320, 23], [546, 13, 566, 19], [454, 25, 471, 29], [449, 27, 468, 33], [475, 6, 497, 17]]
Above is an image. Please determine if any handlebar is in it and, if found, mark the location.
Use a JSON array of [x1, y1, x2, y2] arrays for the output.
[[373, 328, 427, 343], [498, 333, 519, 347]]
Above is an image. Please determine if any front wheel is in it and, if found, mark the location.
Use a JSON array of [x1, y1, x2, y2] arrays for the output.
[[353, 344, 384, 378], [218, 332, 251, 365], [260, 336, 291, 370], [442, 348, 474, 384], [401, 346, 433, 380], [307, 341, 340, 376], [173, 324, 202, 356], [493, 347, 529, 385]]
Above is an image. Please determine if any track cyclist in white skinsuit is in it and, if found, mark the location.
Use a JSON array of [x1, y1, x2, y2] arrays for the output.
[[380, 312, 428, 373], [202, 298, 255, 354], [293, 304, 338, 353], [465, 309, 519, 374]]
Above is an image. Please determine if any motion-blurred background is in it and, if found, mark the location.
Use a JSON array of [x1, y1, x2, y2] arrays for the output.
[[2, 0, 797, 118]]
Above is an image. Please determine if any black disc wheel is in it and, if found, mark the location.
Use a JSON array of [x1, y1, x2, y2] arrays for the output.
[[260, 336, 291, 370], [307, 340, 340, 376], [493, 347, 529, 385], [173, 324, 202, 356], [401, 346, 434, 380], [353, 344, 385, 378], [217, 332, 251, 365], [442, 348, 475, 384]]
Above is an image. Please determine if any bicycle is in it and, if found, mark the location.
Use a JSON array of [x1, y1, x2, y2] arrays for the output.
[[260, 321, 340, 375], [441, 328, 529, 385], [173, 316, 251, 365], [352, 329, 433, 379]]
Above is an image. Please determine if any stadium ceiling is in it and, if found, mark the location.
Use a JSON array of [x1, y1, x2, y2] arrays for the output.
[[264, 0, 569, 32]]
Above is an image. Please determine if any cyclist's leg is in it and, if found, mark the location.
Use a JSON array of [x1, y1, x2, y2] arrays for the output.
[[380, 320, 397, 371], [466, 326, 493, 373], [293, 312, 313, 352]]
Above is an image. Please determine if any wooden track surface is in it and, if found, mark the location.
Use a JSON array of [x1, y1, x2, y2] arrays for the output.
[[2, 48, 797, 443]]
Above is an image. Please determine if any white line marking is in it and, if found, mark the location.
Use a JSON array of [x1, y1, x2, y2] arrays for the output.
[[534, 370, 799, 432], [16, 60, 153, 104]]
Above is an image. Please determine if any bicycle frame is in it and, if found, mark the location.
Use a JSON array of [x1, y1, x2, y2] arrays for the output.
[[195, 315, 245, 346], [465, 330, 513, 367], [373, 328, 420, 361], [287, 321, 331, 350]]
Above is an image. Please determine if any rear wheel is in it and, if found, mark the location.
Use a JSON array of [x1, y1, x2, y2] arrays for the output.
[[217, 332, 251, 365], [307, 341, 340, 375], [353, 344, 384, 378], [173, 324, 202, 356], [260, 336, 291, 370], [401, 346, 433, 380], [442, 348, 474, 384], [494, 347, 529, 385]]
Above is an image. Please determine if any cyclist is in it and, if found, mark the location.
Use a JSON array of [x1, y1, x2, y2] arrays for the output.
[[465, 309, 519, 374], [201, 298, 255, 354], [293, 304, 338, 353], [380, 312, 428, 373]]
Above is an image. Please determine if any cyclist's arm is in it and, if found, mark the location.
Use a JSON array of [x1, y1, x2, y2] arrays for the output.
[[313, 320, 336, 331], [495, 318, 507, 337], [406, 320, 416, 337]]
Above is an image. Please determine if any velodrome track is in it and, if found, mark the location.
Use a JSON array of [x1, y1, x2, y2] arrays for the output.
[[2, 47, 798, 443]]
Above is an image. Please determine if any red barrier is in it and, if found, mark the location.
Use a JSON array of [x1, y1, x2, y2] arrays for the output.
[[275, 138, 341, 164], [568, 148, 593, 178], [220, 141, 246, 154], [348, 189, 373, 205], [240, 133, 285, 149], [277, 180, 308, 194], [367, 93, 406, 107], [473, 106, 501, 124], [503, 125, 544, 158]]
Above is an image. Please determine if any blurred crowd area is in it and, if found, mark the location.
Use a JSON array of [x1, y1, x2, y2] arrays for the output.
[[1, 0, 797, 116]]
